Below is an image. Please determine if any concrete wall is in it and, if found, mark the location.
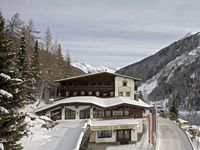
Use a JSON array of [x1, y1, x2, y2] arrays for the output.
[[115, 76, 135, 100]]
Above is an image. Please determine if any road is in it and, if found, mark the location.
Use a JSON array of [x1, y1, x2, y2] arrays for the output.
[[158, 117, 193, 150]]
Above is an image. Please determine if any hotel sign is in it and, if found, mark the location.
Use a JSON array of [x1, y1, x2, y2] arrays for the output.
[[90, 124, 136, 131]]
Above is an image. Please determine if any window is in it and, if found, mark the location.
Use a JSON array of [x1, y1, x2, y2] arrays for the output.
[[119, 92, 123, 97], [93, 108, 104, 118], [110, 91, 114, 97], [96, 91, 100, 96], [103, 92, 107, 97], [66, 91, 69, 97], [105, 110, 112, 117], [126, 92, 131, 97], [80, 108, 90, 119], [51, 108, 62, 120], [73, 91, 77, 96], [124, 110, 129, 116], [65, 108, 76, 119], [113, 110, 123, 116], [134, 94, 139, 100], [98, 130, 112, 138], [134, 85, 138, 91], [81, 91, 85, 96], [88, 91, 92, 96], [123, 81, 127, 86]]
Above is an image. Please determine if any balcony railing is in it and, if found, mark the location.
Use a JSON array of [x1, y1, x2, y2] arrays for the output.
[[60, 85, 115, 91]]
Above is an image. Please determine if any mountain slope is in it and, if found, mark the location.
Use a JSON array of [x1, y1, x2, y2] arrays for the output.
[[71, 60, 116, 74], [117, 32, 200, 110]]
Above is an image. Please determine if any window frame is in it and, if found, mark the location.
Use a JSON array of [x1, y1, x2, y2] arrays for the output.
[[98, 130, 112, 138], [119, 92, 123, 97], [126, 92, 131, 97]]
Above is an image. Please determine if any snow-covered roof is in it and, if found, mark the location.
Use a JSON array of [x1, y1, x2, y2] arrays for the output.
[[35, 96, 151, 113], [55, 72, 141, 82], [91, 118, 139, 127]]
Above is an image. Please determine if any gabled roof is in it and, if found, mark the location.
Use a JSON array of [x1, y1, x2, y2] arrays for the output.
[[35, 96, 151, 113], [55, 72, 141, 82]]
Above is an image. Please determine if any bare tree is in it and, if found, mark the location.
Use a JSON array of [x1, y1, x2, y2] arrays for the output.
[[44, 26, 52, 51]]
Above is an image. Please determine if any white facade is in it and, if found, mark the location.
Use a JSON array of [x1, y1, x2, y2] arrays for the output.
[[115, 76, 136, 100], [89, 119, 141, 144], [89, 129, 138, 143]]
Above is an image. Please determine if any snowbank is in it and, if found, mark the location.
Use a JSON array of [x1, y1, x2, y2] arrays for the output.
[[20, 113, 57, 149]]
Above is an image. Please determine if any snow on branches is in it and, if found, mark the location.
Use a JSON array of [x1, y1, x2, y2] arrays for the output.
[[0, 106, 8, 114], [0, 89, 13, 98], [0, 73, 11, 80]]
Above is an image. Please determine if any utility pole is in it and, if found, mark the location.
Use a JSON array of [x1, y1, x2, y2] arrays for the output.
[[197, 125, 199, 150]]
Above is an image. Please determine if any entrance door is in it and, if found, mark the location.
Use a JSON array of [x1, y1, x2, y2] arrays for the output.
[[116, 129, 131, 144]]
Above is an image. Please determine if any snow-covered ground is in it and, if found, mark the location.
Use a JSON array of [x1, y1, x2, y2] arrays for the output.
[[179, 111, 200, 126], [171, 115, 200, 150], [20, 114, 86, 150], [71, 60, 116, 73]]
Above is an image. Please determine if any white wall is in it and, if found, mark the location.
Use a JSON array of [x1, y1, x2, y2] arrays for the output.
[[131, 129, 138, 142], [91, 129, 139, 143], [115, 76, 135, 100], [143, 109, 150, 117], [135, 118, 143, 133]]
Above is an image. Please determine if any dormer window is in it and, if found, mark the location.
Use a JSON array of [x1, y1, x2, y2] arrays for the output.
[[123, 81, 127, 86]]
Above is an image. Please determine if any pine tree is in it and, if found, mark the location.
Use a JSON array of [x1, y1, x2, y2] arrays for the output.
[[17, 35, 36, 104], [0, 13, 27, 150], [30, 40, 40, 99], [55, 44, 65, 79], [32, 40, 40, 81], [169, 99, 179, 121]]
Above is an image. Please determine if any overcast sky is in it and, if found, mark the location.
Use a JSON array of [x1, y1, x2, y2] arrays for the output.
[[1, 0, 200, 68]]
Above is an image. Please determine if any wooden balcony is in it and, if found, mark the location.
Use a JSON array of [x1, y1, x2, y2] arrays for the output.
[[60, 85, 115, 91]]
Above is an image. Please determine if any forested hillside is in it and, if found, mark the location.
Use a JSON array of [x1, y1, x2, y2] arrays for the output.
[[5, 13, 83, 101], [117, 33, 200, 111], [0, 12, 81, 149]]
